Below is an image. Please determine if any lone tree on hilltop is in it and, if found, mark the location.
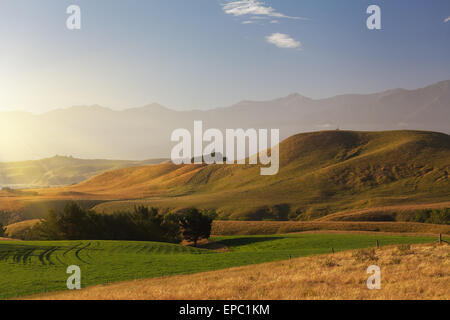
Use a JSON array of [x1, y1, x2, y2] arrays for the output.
[[179, 208, 215, 247]]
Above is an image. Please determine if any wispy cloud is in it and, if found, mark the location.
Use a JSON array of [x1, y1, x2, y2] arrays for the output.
[[222, 0, 305, 20], [222, 2, 305, 51], [445, 16, 450, 23], [266, 33, 301, 49]]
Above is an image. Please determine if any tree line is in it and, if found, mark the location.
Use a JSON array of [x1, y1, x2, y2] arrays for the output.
[[22, 202, 215, 246], [408, 208, 450, 225]]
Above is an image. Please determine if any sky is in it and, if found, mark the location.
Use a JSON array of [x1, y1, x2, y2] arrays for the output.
[[0, 0, 449, 113]]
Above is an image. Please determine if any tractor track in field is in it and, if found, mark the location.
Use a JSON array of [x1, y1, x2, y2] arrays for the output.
[[0, 241, 94, 266], [63, 242, 83, 257], [38, 246, 59, 265], [74, 242, 91, 264]]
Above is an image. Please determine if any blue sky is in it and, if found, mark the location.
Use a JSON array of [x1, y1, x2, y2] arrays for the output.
[[0, 0, 449, 112]]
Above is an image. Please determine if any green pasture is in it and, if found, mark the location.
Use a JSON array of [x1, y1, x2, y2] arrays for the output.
[[0, 233, 442, 299]]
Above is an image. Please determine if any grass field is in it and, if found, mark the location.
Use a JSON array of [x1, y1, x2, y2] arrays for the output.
[[0, 233, 444, 299], [33, 243, 450, 300]]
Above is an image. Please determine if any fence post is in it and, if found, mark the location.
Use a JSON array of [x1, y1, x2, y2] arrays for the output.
[[331, 247, 334, 254], [376, 240, 379, 248], [439, 234, 442, 245]]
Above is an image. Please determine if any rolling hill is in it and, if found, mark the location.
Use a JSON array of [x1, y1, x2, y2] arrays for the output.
[[14, 130, 449, 221], [0, 156, 167, 187]]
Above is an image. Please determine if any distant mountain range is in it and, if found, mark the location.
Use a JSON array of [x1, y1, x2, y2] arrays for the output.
[[0, 156, 167, 187], [1, 80, 448, 162]]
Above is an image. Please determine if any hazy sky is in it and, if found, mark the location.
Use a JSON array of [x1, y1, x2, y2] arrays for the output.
[[0, 0, 449, 113]]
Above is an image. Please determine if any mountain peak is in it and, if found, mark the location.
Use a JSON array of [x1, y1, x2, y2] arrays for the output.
[[428, 79, 450, 89], [287, 93, 303, 98], [233, 93, 310, 107], [68, 105, 111, 112], [126, 103, 171, 112], [279, 92, 311, 102]]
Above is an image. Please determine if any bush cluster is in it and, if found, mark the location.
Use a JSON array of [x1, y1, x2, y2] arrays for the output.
[[24, 202, 214, 245], [410, 208, 450, 225]]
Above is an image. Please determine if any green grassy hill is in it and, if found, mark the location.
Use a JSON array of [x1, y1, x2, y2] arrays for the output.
[[0, 156, 167, 187], [84, 130, 449, 220]]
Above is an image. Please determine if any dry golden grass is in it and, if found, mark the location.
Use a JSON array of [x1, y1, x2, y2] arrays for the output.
[[5, 219, 40, 238], [318, 202, 450, 221], [0, 237, 15, 241], [211, 220, 450, 236], [28, 243, 449, 300], [1, 130, 449, 221]]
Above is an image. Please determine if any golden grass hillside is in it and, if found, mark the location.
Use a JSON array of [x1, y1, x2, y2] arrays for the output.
[[5, 219, 40, 238], [0, 156, 167, 187], [28, 243, 450, 300], [317, 202, 450, 221], [2, 130, 449, 221], [211, 221, 450, 236]]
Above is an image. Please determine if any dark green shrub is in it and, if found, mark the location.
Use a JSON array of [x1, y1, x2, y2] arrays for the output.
[[179, 208, 215, 247], [412, 208, 450, 225], [27, 202, 181, 243]]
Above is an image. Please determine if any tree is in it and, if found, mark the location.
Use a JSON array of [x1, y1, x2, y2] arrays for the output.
[[0, 222, 6, 237], [132, 205, 163, 226], [428, 208, 450, 225], [30, 202, 182, 243], [179, 208, 214, 247], [162, 212, 182, 243]]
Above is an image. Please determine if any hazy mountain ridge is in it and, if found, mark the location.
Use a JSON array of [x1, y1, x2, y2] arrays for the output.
[[0, 80, 449, 162], [0, 156, 167, 187]]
